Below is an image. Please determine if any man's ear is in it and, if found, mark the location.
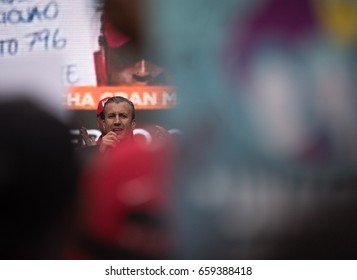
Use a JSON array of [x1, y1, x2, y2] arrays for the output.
[[131, 119, 136, 129]]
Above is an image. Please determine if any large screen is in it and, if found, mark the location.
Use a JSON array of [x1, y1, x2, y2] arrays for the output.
[[0, 0, 177, 147]]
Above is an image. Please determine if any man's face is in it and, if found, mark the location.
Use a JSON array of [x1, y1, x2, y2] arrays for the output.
[[102, 102, 136, 141]]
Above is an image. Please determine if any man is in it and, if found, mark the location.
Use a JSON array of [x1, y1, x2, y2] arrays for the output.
[[80, 95, 169, 153], [76, 95, 176, 259], [76, 96, 134, 168], [98, 96, 136, 153]]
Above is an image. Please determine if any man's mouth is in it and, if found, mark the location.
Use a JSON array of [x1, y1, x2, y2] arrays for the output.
[[112, 128, 123, 134]]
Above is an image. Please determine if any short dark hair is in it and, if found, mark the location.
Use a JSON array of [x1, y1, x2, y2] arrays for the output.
[[100, 96, 136, 120]]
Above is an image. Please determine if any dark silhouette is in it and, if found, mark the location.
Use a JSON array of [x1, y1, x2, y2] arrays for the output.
[[0, 98, 79, 259]]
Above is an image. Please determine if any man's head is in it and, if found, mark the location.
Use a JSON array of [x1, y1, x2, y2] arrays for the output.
[[100, 96, 136, 141]]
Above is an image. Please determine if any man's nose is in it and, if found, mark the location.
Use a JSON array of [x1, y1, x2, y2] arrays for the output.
[[114, 115, 121, 123]]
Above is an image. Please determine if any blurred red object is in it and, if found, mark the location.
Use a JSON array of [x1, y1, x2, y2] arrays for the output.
[[79, 139, 175, 259]]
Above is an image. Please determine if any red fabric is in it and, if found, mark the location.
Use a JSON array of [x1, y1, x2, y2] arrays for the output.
[[96, 97, 110, 116], [93, 49, 107, 86], [103, 16, 130, 48], [79, 139, 175, 258], [96, 135, 103, 145]]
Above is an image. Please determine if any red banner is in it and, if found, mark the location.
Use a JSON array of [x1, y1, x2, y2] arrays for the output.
[[65, 86, 177, 110]]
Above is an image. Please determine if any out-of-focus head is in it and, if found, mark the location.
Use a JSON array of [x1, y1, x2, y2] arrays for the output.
[[79, 140, 174, 259], [0, 97, 78, 259], [100, 96, 136, 141]]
